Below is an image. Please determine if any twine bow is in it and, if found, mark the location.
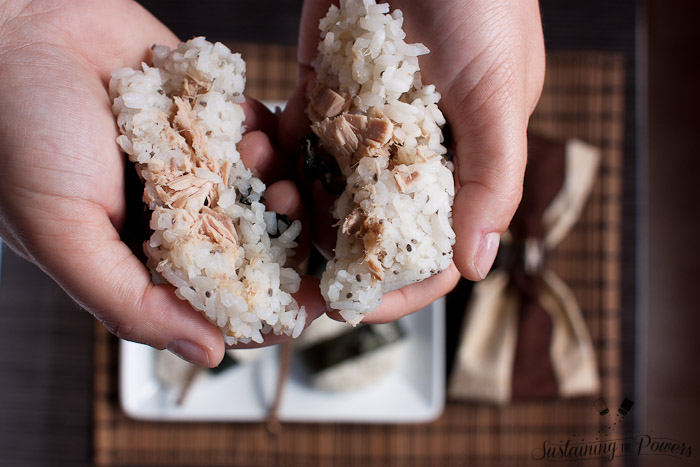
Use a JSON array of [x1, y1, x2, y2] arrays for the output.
[[449, 134, 601, 402]]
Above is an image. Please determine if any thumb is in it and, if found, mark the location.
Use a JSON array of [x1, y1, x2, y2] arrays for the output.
[[450, 69, 530, 281], [451, 114, 526, 281], [37, 204, 225, 367]]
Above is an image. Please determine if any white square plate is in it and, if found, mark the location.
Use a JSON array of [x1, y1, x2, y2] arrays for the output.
[[119, 298, 445, 423]]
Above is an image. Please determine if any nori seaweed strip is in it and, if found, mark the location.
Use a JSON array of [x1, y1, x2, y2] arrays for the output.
[[238, 185, 265, 206], [300, 322, 404, 374], [302, 133, 345, 194], [442, 122, 454, 163]]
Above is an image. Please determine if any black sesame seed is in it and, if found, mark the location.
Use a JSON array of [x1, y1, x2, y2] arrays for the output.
[[393, 270, 399, 275], [353, 182, 360, 189], [411, 238, 418, 244], [373, 173, 378, 182], [356, 274, 361, 282], [431, 269, 436, 274], [205, 291, 212, 298], [406, 244, 413, 252], [268, 288, 273, 297], [346, 292, 353, 299]]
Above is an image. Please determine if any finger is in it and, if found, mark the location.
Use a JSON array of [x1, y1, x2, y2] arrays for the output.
[[60, 1, 181, 82], [240, 97, 278, 138], [31, 204, 226, 367], [425, 2, 542, 282], [298, 0, 336, 66], [279, 65, 315, 156], [238, 131, 289, 183], [327, 262, 461, 324], [449, 72, 529, 281], [265, 179, 304, 222]]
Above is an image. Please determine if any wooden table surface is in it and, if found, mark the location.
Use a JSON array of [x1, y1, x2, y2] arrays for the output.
[[0, 1, 640, 465]]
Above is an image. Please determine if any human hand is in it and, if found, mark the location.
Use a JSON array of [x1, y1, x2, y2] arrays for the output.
[[0, 0, 324, 366], [280, 0, 545, 322]]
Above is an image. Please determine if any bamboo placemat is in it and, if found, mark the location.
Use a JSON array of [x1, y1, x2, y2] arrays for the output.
[[94, 46, 626, 466]]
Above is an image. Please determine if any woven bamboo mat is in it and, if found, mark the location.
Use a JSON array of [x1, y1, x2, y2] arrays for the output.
[[94, 46, 626, 466]]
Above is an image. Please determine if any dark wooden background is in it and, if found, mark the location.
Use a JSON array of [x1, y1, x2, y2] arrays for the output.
[[0, 1, 647, 465]]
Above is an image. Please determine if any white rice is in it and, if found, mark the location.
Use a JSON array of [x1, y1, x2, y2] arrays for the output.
[[311, 0, 456, 324], [110, 37, 306, 344]]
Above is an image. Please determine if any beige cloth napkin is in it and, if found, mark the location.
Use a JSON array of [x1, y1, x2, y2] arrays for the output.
[[449, 136, 601, 403]]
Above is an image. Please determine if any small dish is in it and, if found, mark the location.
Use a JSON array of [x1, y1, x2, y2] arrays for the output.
[[119, 298, 445, 423]]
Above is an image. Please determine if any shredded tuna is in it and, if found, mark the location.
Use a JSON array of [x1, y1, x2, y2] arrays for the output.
[[173, 96, 218, 174], [169, 184, 212, 210], [392, 165, 421, 193], [344, 113, 368, 131], [161, 125, 192, 160], [167, 174, 209, 191], [182, 77, 210, 99], [312, 87, 350, 118], [367, 254, 384, 281], [359, 216, 385, 256], [311, 114, 359, 169], [354, 144, 390, 160], [364, 117, 393, 146], [341, 207, 365, 236], [202, 206, 237, 240]]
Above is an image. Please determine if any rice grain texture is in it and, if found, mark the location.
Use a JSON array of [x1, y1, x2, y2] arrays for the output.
[[110, 37, 306, 344], [311, 0, 456, 324]]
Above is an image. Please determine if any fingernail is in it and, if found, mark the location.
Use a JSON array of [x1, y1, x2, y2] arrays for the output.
[[166, 340, 210, 367], [475, 232, 501, 280]]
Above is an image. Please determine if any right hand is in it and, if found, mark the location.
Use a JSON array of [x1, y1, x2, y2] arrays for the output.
[[0, 0, 325, 366]]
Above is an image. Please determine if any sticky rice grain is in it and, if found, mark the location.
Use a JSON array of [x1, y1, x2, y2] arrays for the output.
[[110, 37, 306, 344], [311, 0, 456, 324]]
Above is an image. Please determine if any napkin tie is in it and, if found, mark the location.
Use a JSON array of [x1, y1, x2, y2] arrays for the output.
[[449, 134, 601, 402]]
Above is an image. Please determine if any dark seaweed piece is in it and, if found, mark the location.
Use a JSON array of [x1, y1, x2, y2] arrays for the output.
[[238, 186, 253, 205], [442, 122, 454, 163], [269, 212, 299, 242], [238, 185, 265, 206], [302, 133, 322, 174], [276, 213, 292, 234], [300, 322, 405, 374], [302, 133, 345, 194], [120, 161, 152, 266], [208, 352, 239, 374]]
